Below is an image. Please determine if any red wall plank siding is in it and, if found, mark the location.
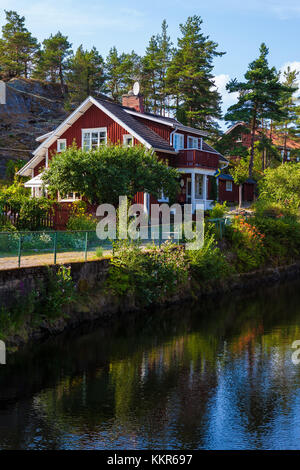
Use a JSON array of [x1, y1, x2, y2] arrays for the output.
[[218, 179, 255, 203], [134, 117, 172, 142], [34, 158, 45, 176], [48, 104, 142, 161]]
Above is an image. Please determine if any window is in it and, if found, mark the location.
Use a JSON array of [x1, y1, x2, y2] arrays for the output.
[[195, 174, 203, 198], [59, 192, 81, 202], [82, 128, 107, 150], [236, 135, 242, 143], [287, 151, 291, 160], [187, 136, 202, 149], [32, 187, 45, 198], [226, 181, 233, 191], [57, 139, 66, 152], [173, 133, 184, 151], [123, 134, 133, 147]]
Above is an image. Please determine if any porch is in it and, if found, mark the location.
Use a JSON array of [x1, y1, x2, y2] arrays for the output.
[[178, 169, 216, 213]]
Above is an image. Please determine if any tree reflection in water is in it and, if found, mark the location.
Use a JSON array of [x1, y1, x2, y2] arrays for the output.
[[1, 280, 300, 449]]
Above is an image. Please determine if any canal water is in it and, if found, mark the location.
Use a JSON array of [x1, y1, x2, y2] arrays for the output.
[[1, 280, 300, 450]]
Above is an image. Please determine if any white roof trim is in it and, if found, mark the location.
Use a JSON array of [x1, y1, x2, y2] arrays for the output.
[[17, 152, 46, 176], [24, 172, 45, 187], [36, 131, 54, 142]]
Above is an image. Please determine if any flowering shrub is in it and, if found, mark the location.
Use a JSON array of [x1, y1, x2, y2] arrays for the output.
[[226, 216, 266, 272], [66, 201, 97, 231]]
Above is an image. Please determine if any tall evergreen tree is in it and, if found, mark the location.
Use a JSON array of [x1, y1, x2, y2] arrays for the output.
[[141, 20, 173, 114], [166, 15, 224, 130], [225, 43, 293, 177], [66, 45, 106, 106], [33, 32, 72, 94], [105, 47, 140, 102], [274, 67, 300, 161], [0, 10, 40, 80]]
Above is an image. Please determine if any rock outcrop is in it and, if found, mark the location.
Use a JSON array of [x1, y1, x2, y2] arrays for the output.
[[0, 78, 67, 178]]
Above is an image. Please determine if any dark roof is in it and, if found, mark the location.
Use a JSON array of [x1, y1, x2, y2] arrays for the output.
[[96, 98, 176, 153], [122, 106, 180, 124], [220, 173, 256, 184], [96, 97, 227, 160]]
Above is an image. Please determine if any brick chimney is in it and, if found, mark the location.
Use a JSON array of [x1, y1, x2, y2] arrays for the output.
[[122, 91, 144, 113]]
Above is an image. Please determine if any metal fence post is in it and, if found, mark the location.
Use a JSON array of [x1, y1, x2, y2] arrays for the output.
[[84, 231, 88, 261], [53, 231, 57, 265], [18, 233, 22, 268]]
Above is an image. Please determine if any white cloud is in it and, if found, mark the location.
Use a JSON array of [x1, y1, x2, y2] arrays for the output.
[[213, 74, 238, 112]]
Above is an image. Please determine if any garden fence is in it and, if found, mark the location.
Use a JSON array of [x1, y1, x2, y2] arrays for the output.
[[0, 218, 229, 269]]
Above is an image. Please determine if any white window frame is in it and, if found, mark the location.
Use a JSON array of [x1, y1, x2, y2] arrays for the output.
[[57, 139, 67, 153], [187, 136, 202, 150], [81, 127, 107, 151], [236, 135, 242, 143], [58, 192, 82, 202], [123, 134, 134, 147], [173, 133, 184, 151], [226, 181, 233, 192]]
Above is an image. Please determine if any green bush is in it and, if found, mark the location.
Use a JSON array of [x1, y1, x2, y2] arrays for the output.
[[107, 240, 189, 306], [17, 197, 53, 231], [187, 233, 231, 282], [209, 202, 228, 219], [66, 201, 97, 231]]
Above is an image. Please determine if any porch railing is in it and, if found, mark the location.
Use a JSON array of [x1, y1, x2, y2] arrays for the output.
[[174, 149, 219, 168]]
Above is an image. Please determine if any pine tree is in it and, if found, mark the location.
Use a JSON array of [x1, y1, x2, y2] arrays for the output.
[[225, 43, 293, 177], [0, 10, 40, 80], [166, 15, 224, 130], [105, 47, 140, 102], [33, 32, 72, 94], [66, 45, 105, 106], [141, 20, 173, 114], [274, 67, 300, 162]]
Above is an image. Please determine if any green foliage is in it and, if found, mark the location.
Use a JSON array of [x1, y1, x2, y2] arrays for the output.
[[44, 266, 76, 317], [5, 159, 27, 181], [66, 201, 97, 231], [187, 233, 230, 282], [141, 19, 173, 114], [43, 143, 180, 205], [0, 10, 40, 80], [210, 202, 227, 219], [17, 197, 53, 231], [33, 31, 72, 94], [0, 265, 75, 339], [95, 247, 104, 258], [65, 45, 106, 106], [225, 216, 266, 272], [166, 15, 224, 131], [258, 162, 300, 210], [225, 43, 295, 177], [253, 216, 300, 263], [105, 47, 140, 102], [107, 240, 189, 306]]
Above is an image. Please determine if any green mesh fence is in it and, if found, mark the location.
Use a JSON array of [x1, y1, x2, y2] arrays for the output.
[[0, 224, 185, 269]]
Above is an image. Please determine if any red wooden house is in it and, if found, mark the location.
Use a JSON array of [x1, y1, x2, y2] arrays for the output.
[[225, 121, 300, 163], [18, 90, 229, 226]]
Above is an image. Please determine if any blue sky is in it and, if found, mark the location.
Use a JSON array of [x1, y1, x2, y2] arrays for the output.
[[0, 0, 300, 119]]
